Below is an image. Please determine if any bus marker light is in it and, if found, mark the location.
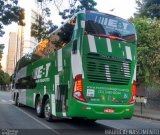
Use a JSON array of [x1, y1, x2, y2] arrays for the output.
[[86, 107, 91, 110], [82, 106, 91, 110], [126, 108, 132, 112], [104, 108, 114, 113]]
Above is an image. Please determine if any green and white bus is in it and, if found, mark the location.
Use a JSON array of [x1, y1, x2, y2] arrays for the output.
[[12, 10, 137, 121]]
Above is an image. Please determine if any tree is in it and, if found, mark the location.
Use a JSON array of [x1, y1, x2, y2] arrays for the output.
[[0, 0, 25, 37], [31, 0, 97, 41], [0, 70, 10, 85], [59, 0, 97, 19], [31, 0, 58, 42], [132, 17, 160, 85], [31, 16, 58, 42], [135, 0, 160, 19]]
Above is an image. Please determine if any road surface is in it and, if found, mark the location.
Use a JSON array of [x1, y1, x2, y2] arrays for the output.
[[0, 91, 160, 135]]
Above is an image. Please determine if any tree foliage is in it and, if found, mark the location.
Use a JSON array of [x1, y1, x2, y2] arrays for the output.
[[31, 0, 97, 41], [0, 70, 10, 85], [135, 0, 160, 19], [59, 0, 97, 19], [132, 17, 160, 85], [31, 0, 58, 42], [31, 16, 58, 42], [0, 0, 25, 37]]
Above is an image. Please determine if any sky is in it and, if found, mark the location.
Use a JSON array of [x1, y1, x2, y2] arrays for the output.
[[95, 0, 137, 19], [0, 0, 137, 71]]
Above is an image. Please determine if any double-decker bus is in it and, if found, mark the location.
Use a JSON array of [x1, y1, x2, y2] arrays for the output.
[[12, 10, 137, 121]]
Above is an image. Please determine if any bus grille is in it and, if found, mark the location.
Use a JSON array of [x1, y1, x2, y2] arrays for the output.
[[87, 53, 131, 85]]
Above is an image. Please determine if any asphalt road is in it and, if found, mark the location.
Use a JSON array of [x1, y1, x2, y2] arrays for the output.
[[0, 91, 160, 135]]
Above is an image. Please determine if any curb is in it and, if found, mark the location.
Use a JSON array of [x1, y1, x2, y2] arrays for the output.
[[134, 114, 160, 121]]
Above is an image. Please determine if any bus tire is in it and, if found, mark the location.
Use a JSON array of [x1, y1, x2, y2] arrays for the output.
[[44, 99, 52, 122], [36, 97, 44, 117], [87, 119, 96, 123], [15, 94, 21, 107]]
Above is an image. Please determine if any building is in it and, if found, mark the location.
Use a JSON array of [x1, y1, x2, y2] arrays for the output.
[[19, 0, 39, 56], [6, 0, 39, 75], [6, 32, 17, 75]]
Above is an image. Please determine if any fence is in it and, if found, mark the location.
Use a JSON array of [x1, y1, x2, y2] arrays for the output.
[[134, 86, 160, 119]]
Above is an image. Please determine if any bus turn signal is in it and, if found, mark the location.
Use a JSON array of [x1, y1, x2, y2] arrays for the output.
[[72, 74, 86, 102]]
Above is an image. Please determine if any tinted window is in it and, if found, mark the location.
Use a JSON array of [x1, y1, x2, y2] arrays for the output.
[[17, 55, 30, 71], [15, 76, 36, 89], [15, 17, 75, 72], [85, 12, 136, 43], [34, 18, 75, 57], [16, 53, 41, 71], [48, 21, 74, 51]]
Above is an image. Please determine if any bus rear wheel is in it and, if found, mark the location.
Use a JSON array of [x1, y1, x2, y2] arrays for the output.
[[36, 97, 44, 117], [87, 119, 96, 123], [44, 99, 52, 122], [15, 94, 21, 107]]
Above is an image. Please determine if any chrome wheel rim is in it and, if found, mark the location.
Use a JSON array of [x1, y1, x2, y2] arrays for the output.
[[44, 102, 51, 118], [36, 102, 41, 114]]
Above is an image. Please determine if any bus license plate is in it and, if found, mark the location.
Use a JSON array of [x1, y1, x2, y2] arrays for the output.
[[104, 108, 114, 113]]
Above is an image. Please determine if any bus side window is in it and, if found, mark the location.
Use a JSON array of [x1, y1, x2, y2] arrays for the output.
[[17, 54, 32, 71], [50, 17, 76, 51], [15, 76, 36, 89]]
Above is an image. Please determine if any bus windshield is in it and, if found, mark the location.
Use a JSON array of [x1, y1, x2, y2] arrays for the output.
[[85, 12, 136, 43]]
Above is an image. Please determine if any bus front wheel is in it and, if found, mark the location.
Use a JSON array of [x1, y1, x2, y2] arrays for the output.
[[36, 97, 44, 117], [44, 99, 52, 122]]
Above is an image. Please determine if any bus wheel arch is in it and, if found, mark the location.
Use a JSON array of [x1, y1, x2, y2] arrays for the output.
[[42, 94, 49, 107], [43, 95, 52, 122], [35, 94, 44, 117], [15, 92, 20, 106], [35, 94, 40, 108], [13, 92, 16, 101]]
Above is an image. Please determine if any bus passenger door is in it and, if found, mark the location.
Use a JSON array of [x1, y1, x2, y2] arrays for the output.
[[56, 85, 68, 117]]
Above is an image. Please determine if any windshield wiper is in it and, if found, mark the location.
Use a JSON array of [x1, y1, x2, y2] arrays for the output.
[[91, 34, 127, 42]]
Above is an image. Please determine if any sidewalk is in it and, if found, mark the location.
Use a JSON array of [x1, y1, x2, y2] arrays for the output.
[[134, 105, 160, 121]]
